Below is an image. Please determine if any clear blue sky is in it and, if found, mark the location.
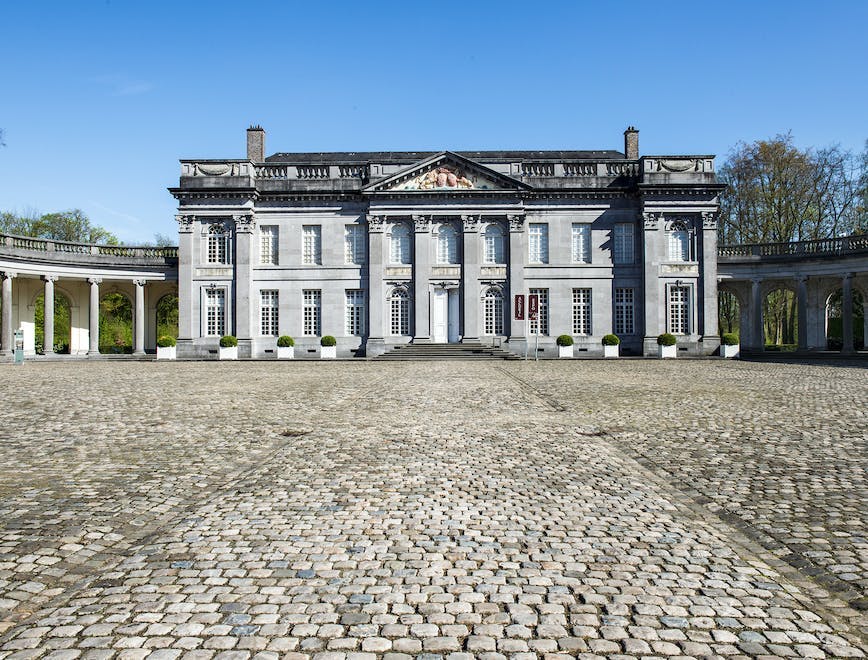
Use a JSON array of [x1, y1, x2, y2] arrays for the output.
[[1, 1, 866, 244]]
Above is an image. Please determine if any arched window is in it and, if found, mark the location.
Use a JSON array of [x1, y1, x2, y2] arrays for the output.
[[436, 224, 458, 264], [389, 288, 411, 336], [483, 224, 505, 264], [667, 220, 693, 262], [483, 287, 504, 336], [207, 224, 231, 264], [389, 223, 411, 265]]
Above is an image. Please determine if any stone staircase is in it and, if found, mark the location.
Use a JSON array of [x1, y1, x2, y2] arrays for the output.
[[375, 342, 521, 360]]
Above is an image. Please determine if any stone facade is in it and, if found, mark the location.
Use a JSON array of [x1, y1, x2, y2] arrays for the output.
[[170, 127, 725, 358]]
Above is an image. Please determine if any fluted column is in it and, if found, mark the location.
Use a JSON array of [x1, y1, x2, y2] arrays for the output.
[[413, 215, 431, 341], [797, 276, 808, 351], [461, 215, 480, 342], [0, 272, 15, 355], [842, 273, 854, 353], [750, 278, 763, 350], [133, 279, 146, 355], [88, 278, 101, 355], [43, 275, 57, 355]]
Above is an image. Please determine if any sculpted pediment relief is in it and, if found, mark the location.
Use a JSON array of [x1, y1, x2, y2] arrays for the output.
[[392, 164, 500, 191], [364, 152, 526, 193]]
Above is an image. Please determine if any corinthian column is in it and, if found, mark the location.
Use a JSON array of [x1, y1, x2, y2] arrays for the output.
[[43, 275, 57, 355]]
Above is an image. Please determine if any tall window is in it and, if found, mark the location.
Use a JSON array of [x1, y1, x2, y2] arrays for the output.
[[483, 288, 504, 336], [344, 225, 365, 265], [303, 225, 322, 265], [390, 224, 411, 264], [207, 224, 231, 264], [528, 224, 548, 264], [436, 224, 458, 264], [572, 288, 592, 335], [303, 290, 321, 336], [529, 288, 549, 335], [205, 288, 226, 336], [345, 290, 365, 336], [572, 224, 591, 263], [613, 223, 634, 265], [260, 290, 278, 336], [260, 225, 278, 265], [483, 224, 505, 264], [668, 285, 690, 334], [667, 221, 693, 261], [614, 288, 635, 335], [389, 288, 410, 336]]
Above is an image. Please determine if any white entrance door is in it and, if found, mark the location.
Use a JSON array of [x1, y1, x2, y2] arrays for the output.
[[431, 289, 448, 343], [448, 289, 460, 343]]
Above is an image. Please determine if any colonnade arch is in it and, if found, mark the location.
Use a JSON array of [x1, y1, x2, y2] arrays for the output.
[[33, 289, 73, 354]]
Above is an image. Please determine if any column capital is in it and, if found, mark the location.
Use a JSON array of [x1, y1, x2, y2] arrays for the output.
[[507, 214, 524, 232], [175, 214, 195, 233], [366, 214, 385, 233], [701, 211, 718, 230], [133, 278, 147, 287], [0, 271, 17, 279], [843, 272, 854, 281], [43, 274, 58, 283], [412, 215, 431, 232], [797, 274, 809, 284], [643, 212, 661, 230], [461, 214, 481, 232], [87, 277, 103, 285], [233, 214, 255, 233]]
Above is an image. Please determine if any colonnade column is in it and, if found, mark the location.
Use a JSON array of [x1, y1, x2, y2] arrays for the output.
[[507, 214, 526, 343], [413, 215, 431, 341], [0, 271, 15, 355], [43, 275, 57, 355], [133, 279, 146, 355], [797, 276, 808, 351], [842, 273, 854, 353], [750, 278, 763, 351], [461, 215, 480, 342], [365, 215, 386, 356], [88, 278, 101, 355]]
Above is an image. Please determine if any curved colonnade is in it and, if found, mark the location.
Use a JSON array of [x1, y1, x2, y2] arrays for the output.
[[0, 234, 177, 356], [2, 232, 867, 357]]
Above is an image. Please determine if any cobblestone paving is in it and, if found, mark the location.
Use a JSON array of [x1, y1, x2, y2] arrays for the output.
[[0, 360, 865, 659]]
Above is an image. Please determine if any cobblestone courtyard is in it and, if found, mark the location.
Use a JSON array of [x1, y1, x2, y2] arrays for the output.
[[0, 359, 865, 659]]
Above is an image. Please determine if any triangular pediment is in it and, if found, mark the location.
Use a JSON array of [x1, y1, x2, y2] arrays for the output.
[[363, 151, 528, 193]]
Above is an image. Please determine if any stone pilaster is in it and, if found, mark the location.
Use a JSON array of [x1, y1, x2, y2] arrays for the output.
[[0, 272, 15, 354], [176, 215, 195, 341], [700, 212, 719, 349], [461, 215, 481, 342], [641, 212, 662, 354], [43, 275, 57, 355], [233, 214, 255, 353], [133, 279, 146, 355], [413, 215, 431, 341], [507, 214, 526, 344], [365, 215, 386, 356], [88, 278, 101, 355]]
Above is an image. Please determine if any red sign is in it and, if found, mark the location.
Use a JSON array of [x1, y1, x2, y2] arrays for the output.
[[514, 294, 525, 320], [528, 294, 539, 321]]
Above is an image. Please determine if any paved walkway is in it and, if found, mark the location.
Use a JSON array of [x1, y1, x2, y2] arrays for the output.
[[0, 360, 865, 659]]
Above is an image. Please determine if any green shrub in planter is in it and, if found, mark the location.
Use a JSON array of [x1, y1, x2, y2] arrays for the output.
[[721, 333, 739, 346], [320, 335, 337, 347], [556, 334, 574, 347], [219, 335, 238, 348], [157, 335, 177, 348], [277, 335, 295, 347], [657, 333, 677, 346], [602, 333, 620, 346]]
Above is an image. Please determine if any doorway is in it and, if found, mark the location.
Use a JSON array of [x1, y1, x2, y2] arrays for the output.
[[431, 288, 460, 343]]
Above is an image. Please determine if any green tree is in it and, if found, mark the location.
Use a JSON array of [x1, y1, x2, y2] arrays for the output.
[[156, 293, 179, 339], [34, 292, 72, 353], [99, 293, 133, 353], [0, 209, 119, 244]]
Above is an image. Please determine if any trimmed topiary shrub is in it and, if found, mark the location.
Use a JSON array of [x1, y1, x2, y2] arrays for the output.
[[157, 335, 176, 348], [602, 334, 620, 346], [320, 335, 336, 347], [721, 333, 739, 346], [657, 333, 677, 346], [277, 335, 295, 347], [219, 335, 238, 348], [556, 334, 574, 347]]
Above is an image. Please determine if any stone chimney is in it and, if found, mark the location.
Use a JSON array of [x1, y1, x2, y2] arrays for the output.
[[247, 125, 265, 162], [624, 126, 639, 160]]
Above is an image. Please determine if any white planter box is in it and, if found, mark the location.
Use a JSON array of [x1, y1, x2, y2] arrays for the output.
[[156, 346, 176, 360], [558, 345, 573, 358], [658, 344, 677, 358], [218, 346, 238, 360], [721, 343, 740, 358], [320, 345, 336, 359], [277, 346, 295, 359], [603, 344, 619, 358]]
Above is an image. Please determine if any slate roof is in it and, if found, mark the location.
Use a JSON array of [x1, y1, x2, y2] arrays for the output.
[[265, 150, 625, 164]]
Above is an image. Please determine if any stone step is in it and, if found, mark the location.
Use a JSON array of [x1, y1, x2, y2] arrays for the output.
[[375, 343, 520, 360]]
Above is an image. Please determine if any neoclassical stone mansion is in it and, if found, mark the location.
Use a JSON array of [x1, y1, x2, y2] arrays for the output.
[[170, 127, 725, 358]]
